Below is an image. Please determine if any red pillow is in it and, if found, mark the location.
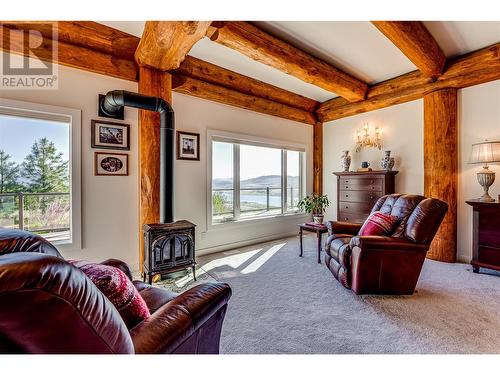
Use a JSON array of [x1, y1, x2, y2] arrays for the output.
[[69, 261, 150, 328], [358, 211, 399, 236]]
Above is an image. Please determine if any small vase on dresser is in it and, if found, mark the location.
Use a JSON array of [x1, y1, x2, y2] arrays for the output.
[[381, 150, 395, 171], [341, 150, 351, 172]]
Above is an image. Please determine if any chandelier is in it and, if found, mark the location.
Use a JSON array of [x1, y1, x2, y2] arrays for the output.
[[355, 123, 382, 152]]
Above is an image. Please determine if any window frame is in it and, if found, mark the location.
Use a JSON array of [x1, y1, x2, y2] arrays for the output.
[[207, 129, 307, 230], [0, 98, 82, 251]]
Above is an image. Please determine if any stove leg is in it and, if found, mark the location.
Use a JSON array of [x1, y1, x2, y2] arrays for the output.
[[148, 274, 153, 285], [192, 265, 197, 281]]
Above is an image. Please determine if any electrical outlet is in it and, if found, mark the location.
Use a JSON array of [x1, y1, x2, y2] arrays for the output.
[[201, 231, 207, 240]]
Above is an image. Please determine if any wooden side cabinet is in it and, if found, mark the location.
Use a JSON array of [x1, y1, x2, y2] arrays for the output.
[[333, 171, 398, 224], [466, 200, 500, 273]]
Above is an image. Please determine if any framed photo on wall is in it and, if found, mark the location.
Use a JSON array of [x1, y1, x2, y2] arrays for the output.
[[94, 152, 129, 176], [177, 131, 200, 161], [91, 120, 130, 150]]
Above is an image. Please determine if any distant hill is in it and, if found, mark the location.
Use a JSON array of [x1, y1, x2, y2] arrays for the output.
[[213, 175, 299, 189]]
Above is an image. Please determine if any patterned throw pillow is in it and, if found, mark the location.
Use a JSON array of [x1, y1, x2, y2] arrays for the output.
[[69, 261, 150, 328], [358, 211, 399, 236]]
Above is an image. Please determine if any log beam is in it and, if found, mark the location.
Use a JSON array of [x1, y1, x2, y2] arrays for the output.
[[135, 21, 211, 70], [424, 88, 458, 263], [313, 122, 323, 195], [173, 56, 319, 112], [317, 43, 500, 123], [138, 67, 172, 270], [210, 21, 368, 102], [1, 21, 140, 60], [172, 75, 318, 125], [371, 21, 446, 77], [0, 24, 138, 81]]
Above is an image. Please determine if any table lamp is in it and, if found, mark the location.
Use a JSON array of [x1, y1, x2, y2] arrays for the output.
[[470, 140, 500, 202]]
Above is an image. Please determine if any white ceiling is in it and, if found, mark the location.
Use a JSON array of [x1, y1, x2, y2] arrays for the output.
[[423, 21, 500, 57], [188, 37, 336, 101], [99, 21, 500, 101], [100, 21, 145, 37]]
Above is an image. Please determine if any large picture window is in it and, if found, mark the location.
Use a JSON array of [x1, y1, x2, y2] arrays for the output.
[[210, 132, 305, 225], [0, 99, 81, 249]]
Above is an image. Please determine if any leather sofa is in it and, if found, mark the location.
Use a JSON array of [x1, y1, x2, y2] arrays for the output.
[[325, 194, 448, 295], [0, 228, 231, 354]]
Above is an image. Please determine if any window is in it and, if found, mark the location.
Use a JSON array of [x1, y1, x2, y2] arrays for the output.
[[210, 131, 305, 225], [0, 98, 81, 249]]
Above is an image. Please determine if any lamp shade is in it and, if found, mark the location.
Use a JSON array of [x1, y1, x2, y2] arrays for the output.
[[470, 141, 500, 164]]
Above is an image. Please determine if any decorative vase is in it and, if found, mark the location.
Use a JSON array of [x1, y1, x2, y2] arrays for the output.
[[313, 214, 324, 224], [381, 150, 395, 171], [341, 150, 351, 172]]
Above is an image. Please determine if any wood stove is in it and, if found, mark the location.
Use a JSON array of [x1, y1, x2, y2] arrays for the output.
[[99, 90, 197, 285], [143, 221, 196, 284]]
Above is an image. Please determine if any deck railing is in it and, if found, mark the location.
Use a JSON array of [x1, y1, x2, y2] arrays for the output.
[[0, 192, 70, 236], [212, 186, 299, 215]]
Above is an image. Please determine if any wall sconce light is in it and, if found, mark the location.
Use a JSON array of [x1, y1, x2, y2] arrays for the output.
[[355, 122, 383, 152]]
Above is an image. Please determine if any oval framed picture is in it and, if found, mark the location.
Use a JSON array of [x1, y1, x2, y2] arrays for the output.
[[94, 152, 128, 176]]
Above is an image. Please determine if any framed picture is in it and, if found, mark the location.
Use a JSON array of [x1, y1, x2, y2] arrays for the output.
[[91, 120, 130, 150], [94, 152, 129, 176], [177, 131, 200, 161]]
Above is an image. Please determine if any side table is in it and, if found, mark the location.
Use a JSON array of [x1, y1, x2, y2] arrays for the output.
[[466, 200, 500, 273], [299, 223, 329, 264]]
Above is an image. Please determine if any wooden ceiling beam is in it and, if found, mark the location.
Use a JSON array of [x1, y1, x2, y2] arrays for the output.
[[372, 21, 446, 78], [1, 21, 140, 60], [317, 43, 500, 123], [0, 25, 138, 81], [135, 21, 211, 70], [173, 56, 319, 112], [209, 21, 368, 102], [172, 75, 318, 125]]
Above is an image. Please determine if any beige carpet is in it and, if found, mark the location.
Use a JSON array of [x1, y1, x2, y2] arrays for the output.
[[159, 234, 500, 354]]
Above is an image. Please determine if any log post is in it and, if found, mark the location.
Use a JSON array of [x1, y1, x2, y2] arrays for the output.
[[313, 122, 323, 195], [138, 67, 172, 271], [424, 88, 458, 263]]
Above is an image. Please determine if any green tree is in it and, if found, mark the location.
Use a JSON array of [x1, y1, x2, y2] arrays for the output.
[[213, 191, 229, 214], [0, 150, 21, 193], [22, 138, 69, 193]]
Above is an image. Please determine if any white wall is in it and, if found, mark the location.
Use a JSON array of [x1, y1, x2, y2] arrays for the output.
[[323, 100, 424, 221], [4, 51, 496, 265], [458, 81, 500, 262], [172, 92, 313, 254], [1, 55, 313, 269], [1, 54, 140, 268], [323, 82, 500, 263]]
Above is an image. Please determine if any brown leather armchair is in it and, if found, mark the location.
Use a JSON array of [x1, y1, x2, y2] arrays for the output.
[[0, 228, 231, 354], [325, 194, 448, 295]]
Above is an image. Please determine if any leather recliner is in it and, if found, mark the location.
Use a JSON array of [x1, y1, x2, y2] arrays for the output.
[[324, 194, 448, 295], [0, 228, 232, 354]]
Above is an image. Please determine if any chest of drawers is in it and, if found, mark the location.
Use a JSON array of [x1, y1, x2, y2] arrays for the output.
[[333, 171, 398, 223]]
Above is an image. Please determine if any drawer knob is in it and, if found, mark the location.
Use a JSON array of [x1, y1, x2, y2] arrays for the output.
[[344, 217, 348, 221], [346, 186, 349, 188]]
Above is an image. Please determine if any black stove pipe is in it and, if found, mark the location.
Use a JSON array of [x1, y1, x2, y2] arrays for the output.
[[100, 90, 175, 223]]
